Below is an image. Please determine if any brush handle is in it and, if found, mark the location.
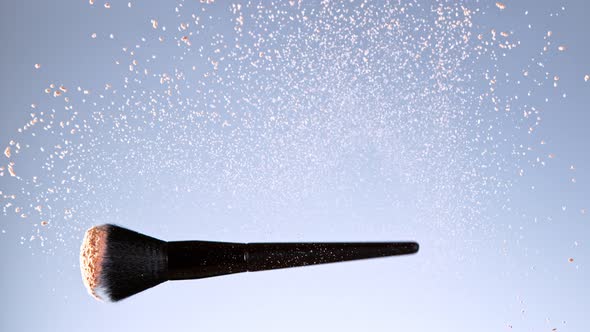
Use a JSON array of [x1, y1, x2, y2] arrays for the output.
[[166, 241, 419, 281], [245, 242, 419, 271]]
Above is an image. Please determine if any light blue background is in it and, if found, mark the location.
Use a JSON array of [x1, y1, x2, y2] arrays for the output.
[[1, 1, 588, 331]]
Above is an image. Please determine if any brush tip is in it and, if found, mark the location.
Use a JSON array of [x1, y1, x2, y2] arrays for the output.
[[79, 224, 167, 302], [79, 225, 109, 301]]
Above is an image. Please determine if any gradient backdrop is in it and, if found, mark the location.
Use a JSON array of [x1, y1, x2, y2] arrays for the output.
[[1, 1, 589, 331]]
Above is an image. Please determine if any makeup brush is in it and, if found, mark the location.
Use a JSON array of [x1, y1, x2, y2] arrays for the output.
[[80, 224, 419, 302]]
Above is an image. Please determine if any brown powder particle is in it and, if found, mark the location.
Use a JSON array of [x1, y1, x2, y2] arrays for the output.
[[7, 163, 16, 177]]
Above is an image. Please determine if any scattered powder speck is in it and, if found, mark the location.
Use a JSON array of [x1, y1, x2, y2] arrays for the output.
[[7, 163, 16, 177]]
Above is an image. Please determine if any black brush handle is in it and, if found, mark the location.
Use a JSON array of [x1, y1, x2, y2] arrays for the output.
[[166, 241, 419, 281], [245, 242, 419, 271]]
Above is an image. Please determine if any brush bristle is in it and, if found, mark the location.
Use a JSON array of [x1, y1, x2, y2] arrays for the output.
[[80, 225, 108, 300], [79, 224, 167, 302]]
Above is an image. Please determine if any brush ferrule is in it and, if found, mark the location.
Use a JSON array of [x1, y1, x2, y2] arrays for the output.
[[166, 241, 248, 280]]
